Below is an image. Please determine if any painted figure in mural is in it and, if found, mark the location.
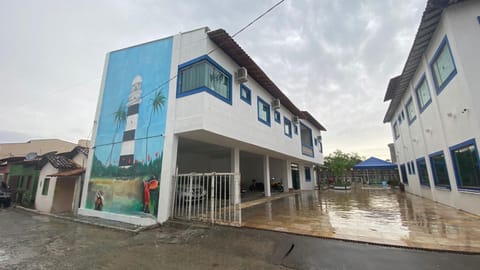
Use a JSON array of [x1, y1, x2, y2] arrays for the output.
[[143, 176, 159, 214], [119, 75, 143, 167], [94, 190, 104, 211]]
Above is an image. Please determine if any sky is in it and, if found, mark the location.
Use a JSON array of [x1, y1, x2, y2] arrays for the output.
[[0, 0, 427, 160]]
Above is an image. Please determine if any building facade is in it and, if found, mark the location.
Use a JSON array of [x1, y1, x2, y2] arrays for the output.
[[383, 0, 480, 215], [79, 27, 326, 225]]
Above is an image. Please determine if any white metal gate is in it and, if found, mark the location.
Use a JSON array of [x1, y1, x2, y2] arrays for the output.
[[171, 172, 241, 226]]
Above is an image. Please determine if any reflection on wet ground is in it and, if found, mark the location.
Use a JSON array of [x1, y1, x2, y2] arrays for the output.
[[242, 184, 480, 253]]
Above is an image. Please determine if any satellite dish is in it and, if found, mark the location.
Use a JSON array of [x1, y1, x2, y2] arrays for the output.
[[25, 152, 38, 161]]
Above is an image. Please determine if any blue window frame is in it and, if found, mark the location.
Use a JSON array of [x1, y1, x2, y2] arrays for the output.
[[177, 55, 232, 104], [257, 97, 271, 126], [300, 122, 314, 157], [393, 122, 400, 140], [450, 139, 480, 192], [274, 111, 281, 124], [411, 161, 415, 174], [415, 75, 432, 113], [407, 162, 412, 175], [283, 117, 292, 137], [477, 16, 480, 24], [416, 157, 430, 187], [314, 138, 318, 146], [429, 36, 457, 94], [305, 167, 311, 182], [405, 97, 416, 125], [319, 142, 323, 153], [293, 124, 298, 135], [429, 151, 451, 189], [240, 84, 251, 105], [400, 164, 408, 184]]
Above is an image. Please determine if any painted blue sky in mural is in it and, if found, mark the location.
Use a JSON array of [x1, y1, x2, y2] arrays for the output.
[[94, 37, 173, 165]]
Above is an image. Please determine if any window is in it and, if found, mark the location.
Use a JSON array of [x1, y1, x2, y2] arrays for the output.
[[411, 161, 415, 174], [293, 125, 298, 135], [415, 75, 432, 112], [393, 122, 400, 140], [284, 117, 292, 137], [305, 167, 311, 182], [407, 162, 412, 175], [314, 138, 318, 146], [400, 164, 408, 184], [300, 122, 314, 157], [416, 157, 430, 186], [177, 55, 232, 104], [430, 36, 457, 94], [429, 151, 450, 188], [274, 111, 281, 124], [42, 178, 50, 196], [405, 97, 416, 125], [240, 84, 251, 105], [319, 142, 323, 153], [450, 139, 480, 191], [257, 97, 271, 126]]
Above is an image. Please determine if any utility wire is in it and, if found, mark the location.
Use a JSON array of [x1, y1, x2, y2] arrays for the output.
[[90, 0, 286, 149]]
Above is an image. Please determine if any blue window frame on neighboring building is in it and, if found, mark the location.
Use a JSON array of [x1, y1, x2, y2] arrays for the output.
[[274, 111, 281, 124], [416, 157, 430, 187], [240, 84, 251, 105], [177, 55, 232, 104], [450, 139, 480, 192], [407, 162, 412, 175], [415, 75, 432, 113], [429, 151, 451, 189], [430, 36, 457, 94], [411, 161, 415, 174], [257, 97, 271, 126], [283, 117, 292, 138], [405, 97, 416, 125], [400, 164, 408, 184], [305, 167, 311, 182]]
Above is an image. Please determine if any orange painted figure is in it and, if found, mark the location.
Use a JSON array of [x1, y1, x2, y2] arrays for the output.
[[143, 178, 159, 214]]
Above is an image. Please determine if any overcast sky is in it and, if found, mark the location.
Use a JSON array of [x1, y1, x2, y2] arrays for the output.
[[0, 0, 426, 160]]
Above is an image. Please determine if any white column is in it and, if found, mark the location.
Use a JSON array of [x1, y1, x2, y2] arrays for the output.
[[286, 160, 293, 190], [231, 147, 241, 204], [264, 155, 271, 197], [157, 134, 179, 223]]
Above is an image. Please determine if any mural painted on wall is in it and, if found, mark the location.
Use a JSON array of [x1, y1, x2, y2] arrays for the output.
[[87, 37, 173, 217]]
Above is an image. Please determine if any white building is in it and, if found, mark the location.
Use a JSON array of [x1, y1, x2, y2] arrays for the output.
[[383, 0, 480, 215], [79, 27, 326, 225]]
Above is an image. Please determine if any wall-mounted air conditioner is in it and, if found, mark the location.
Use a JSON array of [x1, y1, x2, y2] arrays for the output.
[[236, 67, 248, 83], [271, 99, 280, 110]]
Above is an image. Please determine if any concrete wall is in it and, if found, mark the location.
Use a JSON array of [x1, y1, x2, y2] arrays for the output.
[[177, 151, 230, 174], [35, 163, 58, 213], [390, 1, 480, 215], [51, 177, 76, 213]]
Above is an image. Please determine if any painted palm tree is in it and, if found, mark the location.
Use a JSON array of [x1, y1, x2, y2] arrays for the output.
[[107, 103, 127, 166], [145, 89, 166, 163]]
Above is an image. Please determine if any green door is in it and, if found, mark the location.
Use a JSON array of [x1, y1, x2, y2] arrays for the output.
[[292, 169, 300, 190]]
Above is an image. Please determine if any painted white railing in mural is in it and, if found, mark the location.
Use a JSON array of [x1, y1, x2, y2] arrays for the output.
[[171, 172, 241, 227]]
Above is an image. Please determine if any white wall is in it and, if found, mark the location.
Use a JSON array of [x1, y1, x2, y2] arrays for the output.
[[390, 1, 480, 215], [35, 163, 58, 213]]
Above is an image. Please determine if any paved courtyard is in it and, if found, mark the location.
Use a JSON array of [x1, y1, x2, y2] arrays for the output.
[[242, 184, 480, 253]]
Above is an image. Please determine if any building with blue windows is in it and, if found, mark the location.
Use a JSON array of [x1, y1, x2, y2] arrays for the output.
[[383, 0, 480, 215], [80, 27, 326, 225]]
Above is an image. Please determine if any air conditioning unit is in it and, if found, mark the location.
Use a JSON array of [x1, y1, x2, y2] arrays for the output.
[[236, 67, 248, 83], [292, 116, 299, 124], [271, 99, 280, 110]]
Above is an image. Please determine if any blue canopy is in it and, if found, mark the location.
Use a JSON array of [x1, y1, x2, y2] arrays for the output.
[[353, 157, 397, 170]]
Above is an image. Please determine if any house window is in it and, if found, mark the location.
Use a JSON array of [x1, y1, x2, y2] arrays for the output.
[[430, 36, 457, 94], [400, 164, 408, 184], [305, 167, 311, 182], [274, 111, 281, 124], [300, 122, 314, 157], [415, 75, 432, 112], [393, 122, 400, 140], [405, 97, 416, 125], [177, 55, 232, 104], [411, 161, 415, 174], [42, 178, 50, 196], [417, 157, 430, 186], [240, 84, 251, 105], [319, 142, 323, 153], [257, 97, 271, 126], [429, 151, 450, 188], [284, 117, 292, 137], [293, 124, 298, 135], [407, 162, 412, 175], [450, 139, 480, 191]]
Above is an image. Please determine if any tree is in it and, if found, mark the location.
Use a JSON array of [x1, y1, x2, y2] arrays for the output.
[[106, 103, 127, 166], [145, 89, 166, 163], [324, 150, 363, 182]]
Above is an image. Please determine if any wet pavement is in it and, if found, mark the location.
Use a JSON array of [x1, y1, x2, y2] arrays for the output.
[[242, 184, 480, 253], [2, 208, 480, 270]]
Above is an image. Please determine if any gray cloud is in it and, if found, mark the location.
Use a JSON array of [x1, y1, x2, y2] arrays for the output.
[[0, 0, 425, 159]]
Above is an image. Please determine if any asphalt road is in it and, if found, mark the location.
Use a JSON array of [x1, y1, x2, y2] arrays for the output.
[[1, 208, 479, 270]]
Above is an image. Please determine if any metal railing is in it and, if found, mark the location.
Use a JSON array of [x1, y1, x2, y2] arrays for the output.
[[171, 172, 241, 226]]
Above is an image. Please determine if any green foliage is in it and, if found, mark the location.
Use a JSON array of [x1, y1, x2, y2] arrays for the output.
[[324, 150, 363, 178]]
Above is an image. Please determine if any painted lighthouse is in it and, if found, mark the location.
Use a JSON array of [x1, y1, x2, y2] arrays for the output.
[[119, 75, 143, 167]]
